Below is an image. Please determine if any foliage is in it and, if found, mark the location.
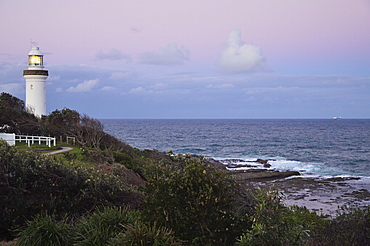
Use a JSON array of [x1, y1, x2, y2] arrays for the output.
[[17, 214, 73, 246], [16, 207, 181, 246], [306, 206, 370, 246], [237, 188, 323, 246], [109, 221, 182, 246], [113, 151, 134, 167], [44, 109, 105, 149], [42, 108, 80, 138], [0, 141, 142, 240], [0, 92, 40, 135], [74, 206, 140, 246], [142, 155, 238, 246]]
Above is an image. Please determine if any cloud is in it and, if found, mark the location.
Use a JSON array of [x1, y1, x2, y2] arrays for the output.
[[140, 43, 190, 66], [244, 86, 300, 95], [149, 83, 167, 90], [128, 83, 169, 95], [0, 83, 23, 95], [66, 79, 99, 93], [217, 30, 267, 74], [101, 86, 115, 91], [96, 49, 132, 61], [47, 75, 60, 81], [129, 87, 146, 94], [206, 83, 235, 89]]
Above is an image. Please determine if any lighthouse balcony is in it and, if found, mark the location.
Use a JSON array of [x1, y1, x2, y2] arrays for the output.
[[23, 70, 49, 76]]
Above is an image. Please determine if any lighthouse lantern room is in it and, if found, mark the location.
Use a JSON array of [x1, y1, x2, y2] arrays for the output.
[[23, 45, 49, 117]]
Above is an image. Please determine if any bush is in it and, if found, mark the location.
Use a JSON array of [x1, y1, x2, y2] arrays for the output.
[[142, 155, 238, 246], [113, 152, 133, 166], [17, 207, 182, 246], [74, 206, 140, 246], [0, 141, 142, 240], [112, 151, 145, 176], [109, 221, 182, 246], [236, 188, 321, 246], [307, 206, 370, 246], [17, 214, 73, 246]]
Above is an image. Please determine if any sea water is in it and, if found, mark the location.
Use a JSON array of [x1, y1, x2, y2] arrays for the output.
[[101, 119, 370, 179]]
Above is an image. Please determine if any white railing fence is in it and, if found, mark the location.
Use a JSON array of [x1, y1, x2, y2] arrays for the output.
[[0, 133, 56, 147]]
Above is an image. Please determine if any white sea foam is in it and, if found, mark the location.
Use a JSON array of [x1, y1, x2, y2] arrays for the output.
[[217, 156, 353, 178]]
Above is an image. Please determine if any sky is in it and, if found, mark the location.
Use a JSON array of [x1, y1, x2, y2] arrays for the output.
[[0, 0, 369, 119]]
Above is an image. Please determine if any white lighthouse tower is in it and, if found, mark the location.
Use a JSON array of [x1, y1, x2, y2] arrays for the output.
[[23, 45, 48, 117]]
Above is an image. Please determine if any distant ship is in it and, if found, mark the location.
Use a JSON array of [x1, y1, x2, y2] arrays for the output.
[[333, 117, 342, 120]]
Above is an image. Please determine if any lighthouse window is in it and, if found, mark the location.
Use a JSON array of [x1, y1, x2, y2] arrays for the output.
[[30, 84, 33, 89], [29, 55, 42, 66]]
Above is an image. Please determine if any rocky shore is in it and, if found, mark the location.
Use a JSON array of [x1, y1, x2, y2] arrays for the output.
[[212, 158, 370, 216]]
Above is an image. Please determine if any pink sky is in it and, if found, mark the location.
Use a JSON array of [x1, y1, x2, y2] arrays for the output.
[[2, 0, 369, 63], [0, 0, 369, 118]]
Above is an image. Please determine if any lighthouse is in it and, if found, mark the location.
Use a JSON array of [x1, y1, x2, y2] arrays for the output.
[[23, 45, 49, 117]]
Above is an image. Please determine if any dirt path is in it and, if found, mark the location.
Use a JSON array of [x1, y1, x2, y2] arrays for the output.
[[44, 146, 73, 155]]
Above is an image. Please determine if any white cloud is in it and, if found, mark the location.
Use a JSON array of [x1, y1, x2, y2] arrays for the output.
[[149, 83, 167, 89], [55, 87, 63, 93], [47, 75, 60, 81], [0, 83, 23, 95], [217, 30, 267, 74], [67, 79, 79, 83], [101, 86, 115, 91], [128, 84, 169, 95], [66, 79, 99, 93], [140, 43, 190, 66], [206, 83, 235, 89], [129, 87, 146, 94], [96, 49, 132, 61], [244, 86, 301, 96]]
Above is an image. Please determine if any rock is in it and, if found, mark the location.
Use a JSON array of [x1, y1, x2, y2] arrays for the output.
[[232, 169, 300, 181], [263, 163, 272, 168], [256, 159, 268, 164], [226, 163, 258, 168], [250, 159, 272, 168]]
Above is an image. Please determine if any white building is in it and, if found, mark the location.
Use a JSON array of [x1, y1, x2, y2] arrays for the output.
[[23, 45, 49, 117]]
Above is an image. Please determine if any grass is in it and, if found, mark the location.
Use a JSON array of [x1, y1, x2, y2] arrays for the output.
[[15, 141, 58, 152], [15, 141, 77, 155], [14, 141, 105, 168]]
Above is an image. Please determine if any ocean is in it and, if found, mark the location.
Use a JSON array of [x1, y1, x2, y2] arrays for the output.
[[101, 119, 370, 179]]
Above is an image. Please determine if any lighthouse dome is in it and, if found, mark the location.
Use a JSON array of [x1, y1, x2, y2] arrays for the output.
[[28, 46, 43, 56]]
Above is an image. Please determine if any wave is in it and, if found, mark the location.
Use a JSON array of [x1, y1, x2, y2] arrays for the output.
[[215, 156, 361, 179]]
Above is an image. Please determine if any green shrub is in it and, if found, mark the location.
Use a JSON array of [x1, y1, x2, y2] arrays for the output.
[[74, 206, 140, 246], [113, 152, 133, 166], [62, 151, 77, 162], [142, 155, 237, 246], [17, 214, 73, 246], [237, 188, 315, 246], [0, 141, 142, 240], [307, 206, 370, 246], [109, 221, 182, 246]]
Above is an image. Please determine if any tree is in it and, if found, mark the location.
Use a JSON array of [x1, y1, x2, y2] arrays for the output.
[[76, 114, 105, 149], [45, 109, 107, 149], [0, 92, 40, 134], [142, 155, 237, 246], [44, 108, 81, 138]]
